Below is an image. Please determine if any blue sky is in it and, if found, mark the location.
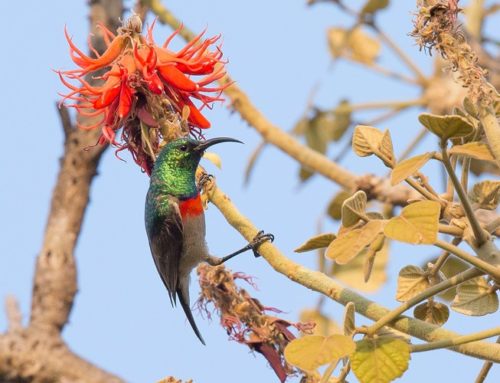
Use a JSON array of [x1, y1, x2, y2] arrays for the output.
[[1, 1, 499, 382]]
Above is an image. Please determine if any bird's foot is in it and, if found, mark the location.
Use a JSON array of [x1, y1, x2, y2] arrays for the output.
[[249, 230, 275, 258], [198, 173, 214, 192]]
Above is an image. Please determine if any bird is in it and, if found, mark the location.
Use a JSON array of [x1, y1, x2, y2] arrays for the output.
[[145, 136, 274, 345]]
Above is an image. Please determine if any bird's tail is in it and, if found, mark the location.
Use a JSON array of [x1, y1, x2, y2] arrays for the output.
[[177, 287, 206, 345]]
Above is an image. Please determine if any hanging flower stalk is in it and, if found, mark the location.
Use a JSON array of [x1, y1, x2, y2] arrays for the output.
[[58, 15, 227, 174]]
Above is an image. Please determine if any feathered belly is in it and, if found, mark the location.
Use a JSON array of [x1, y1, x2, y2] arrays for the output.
[[179, 213, 209, 278]]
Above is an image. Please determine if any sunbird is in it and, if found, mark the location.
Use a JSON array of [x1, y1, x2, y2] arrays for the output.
[[145, 137, 273, 344]]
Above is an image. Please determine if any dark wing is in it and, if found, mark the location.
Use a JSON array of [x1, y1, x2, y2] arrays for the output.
[[145, 194, 183, 305]]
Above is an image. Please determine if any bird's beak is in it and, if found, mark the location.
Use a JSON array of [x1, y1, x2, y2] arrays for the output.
[[194, 137, 243, 153]]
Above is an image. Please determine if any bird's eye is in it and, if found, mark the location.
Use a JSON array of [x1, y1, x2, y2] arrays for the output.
[[180, 145, 188, 152]]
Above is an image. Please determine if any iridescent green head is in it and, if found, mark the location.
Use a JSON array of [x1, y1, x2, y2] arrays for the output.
[[150, 137, 242, 198]]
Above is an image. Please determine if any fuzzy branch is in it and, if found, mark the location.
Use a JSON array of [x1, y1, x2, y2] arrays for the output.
[[0, 1, 127, 382], [207, 182, 500, 363]]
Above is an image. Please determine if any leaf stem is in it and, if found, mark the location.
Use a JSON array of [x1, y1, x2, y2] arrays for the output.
[[369, 23, 428, 84], [434, 240, 500, 280], [441, 141, 488, 246], [320, 359, 340, 383], [411, 327, 500, 353], [366, 268, 482, 336]]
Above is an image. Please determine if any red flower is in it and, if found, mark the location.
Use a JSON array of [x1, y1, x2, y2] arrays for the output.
[[58, 16, 228, 174]]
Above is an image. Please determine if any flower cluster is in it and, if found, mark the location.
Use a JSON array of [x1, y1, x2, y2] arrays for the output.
[[59, 16, 227, 174]]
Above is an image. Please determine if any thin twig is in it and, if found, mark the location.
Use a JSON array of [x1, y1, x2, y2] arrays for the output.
[[412, 327, 500, 353], [366, 267, 482, 336], [441, 141, 488, 246]]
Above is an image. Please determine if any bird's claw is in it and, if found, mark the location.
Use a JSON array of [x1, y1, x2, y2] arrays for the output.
[[198, 173, 214, 192], [250, 230, 275, 258]]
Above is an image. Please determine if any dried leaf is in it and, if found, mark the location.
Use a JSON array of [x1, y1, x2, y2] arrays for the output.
[[300, 309, 341, 337], [331, 241, 389, 292], [384, 201, 441, 245], [451, 277, 499, 316], [391, 153, 433, 186], [342, 191, 368, 228], [396, 265, 430, 302], [413, 301, 449, 326], [326, 220, 384, 264], [343, 302, 356, 336], [295, 233, 337, 253], [351, 337, 410, 383], [449, 142, 495, 162], [418, 113, 474, 141], [284, 335, 356, 372], [469, 180, 500, 210]]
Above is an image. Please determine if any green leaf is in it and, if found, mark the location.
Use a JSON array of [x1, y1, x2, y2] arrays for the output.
[[449, 142, 495, 162], [469, 180, 500, 210], [361, 0, 389, 16], [451, 277, 499, 316], [384, 201, 440, 245], [390, 153, 433, 185], [295, 233, 337, 253], [396, 265, 430, 302], [351, 337, 410, 383], [342, 191, 368, 228], [284, 335, 356, 372], [326, 220, 384, 264], [413, 301, 449, 326], [418, 113, 474, 141]]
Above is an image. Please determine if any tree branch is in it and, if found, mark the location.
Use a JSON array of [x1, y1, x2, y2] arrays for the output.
[[207, 182, 500, 362]]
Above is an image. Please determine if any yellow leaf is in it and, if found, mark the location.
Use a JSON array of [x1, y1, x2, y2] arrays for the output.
[[327, 190, 352, 220], [384, 201, 440, 244], [300, 309, 341, 337], [327, 27, 380, 65], [469, 180, 500, 210], [351, 337, 410, 383], [413, 301, 449, 326], [451, 277, 499, 316], [353, 125, 385, 157], [379, 129, 396, 167], [202, 152, 222, 169], [396, 265, 430, 302], [364, 233, 385, 283], [449, 142, 495, 162], [284, 335, 356, 372], [391, 153, 433, 186], [326, 220, 384, 264], [418, 113, 474, 141], [327, 27, 349, 59], [343, 302, 356, 336], [341, 191, 368, 228], [295, 233, 337, 253]]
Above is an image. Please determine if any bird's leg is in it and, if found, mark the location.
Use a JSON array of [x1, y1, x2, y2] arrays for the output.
[[205, 231, 275, 266]]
